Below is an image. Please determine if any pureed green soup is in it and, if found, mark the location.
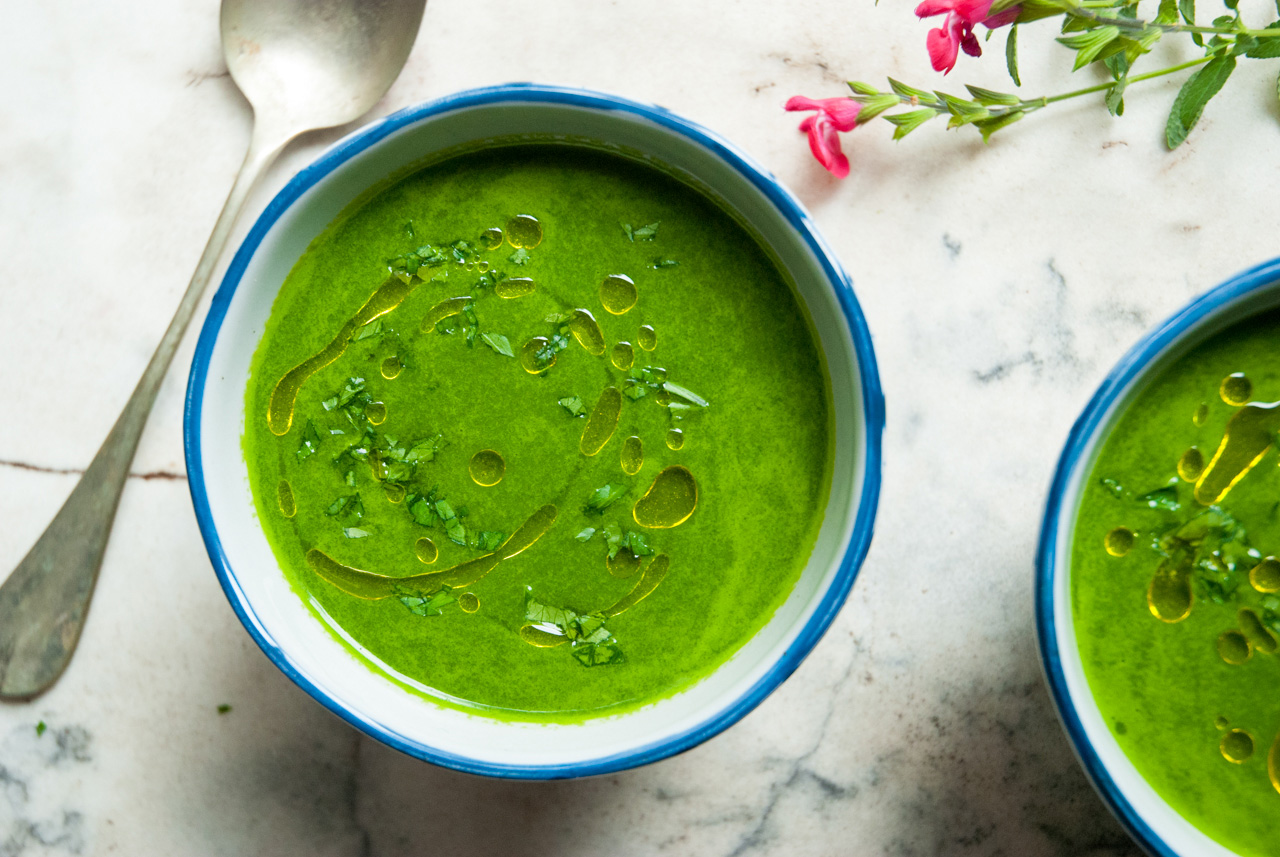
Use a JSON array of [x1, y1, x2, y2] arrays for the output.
[[1073, 309, 1280, 855], [243, 143, 834, 721]]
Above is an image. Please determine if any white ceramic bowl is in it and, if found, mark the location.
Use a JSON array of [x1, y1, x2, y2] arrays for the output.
[[1037, 257, 1280, 854], [185, 84, 883, 778]]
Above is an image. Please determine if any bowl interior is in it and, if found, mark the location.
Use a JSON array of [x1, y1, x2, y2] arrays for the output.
[[1043, 263, 1280, 855], [187, 86, 880, 776]]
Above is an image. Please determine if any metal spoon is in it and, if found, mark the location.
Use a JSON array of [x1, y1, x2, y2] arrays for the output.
[[0, 0, 427, 700]]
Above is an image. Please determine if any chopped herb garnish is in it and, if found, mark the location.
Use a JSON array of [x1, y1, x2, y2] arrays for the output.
[[352, 319, 384, 342], [558, 395, 588, 417], [296, 420, 322, 461], [325, 494, 364, 521], [622, 382, 648, 401], [35, 721, 46, 737], [1138, 484, 1181, 511], [663, 381, 709, 408], [524, 592, 625, 667], [598, 525, 655, 559], [584, 483, 629, 515], [409, 495, 439, 528], [622, 221, 660, 242], [216, 704, 232, 715], [575, 527, 597, 542], [1100, 477, 1123, 497], [481, 332, 515, 357], [396, 584, 458, 617], [343, 527, 371, 539], [474, 531, 506, 551], [508, 247, 531, 266], [446, 518, 468, 546], [652, 257, 679, 268], [406, 435, 446, 463]]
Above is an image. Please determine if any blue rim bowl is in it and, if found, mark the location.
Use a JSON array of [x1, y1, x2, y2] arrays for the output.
[[1037, 256, 1280, 854], [184, 84, 884, 779]]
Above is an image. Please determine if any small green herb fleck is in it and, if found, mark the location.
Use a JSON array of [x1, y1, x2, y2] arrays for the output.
[[602, 523, 623, 558], [1100, 477, 1123, 498], [35, 721, 46, 736], [216, 704, 232, 715], [481, 332, 515, 358], [343, 527, 371, 539], [575, 527, 596, 542], [475, 531, 506, 551], [523, 592, 625, 667], [558, 395, 587, 417], [584, 484, 629, 515], [396, 584, 457, 617], [663, 381, 709, 408], [508, 248, 531, 266], [352, 320, 385, 342], [651, 258, 679, 268], [1137, 484, 1181, 512], [297, 420, 322, 461], [623, 221, 660, 242]]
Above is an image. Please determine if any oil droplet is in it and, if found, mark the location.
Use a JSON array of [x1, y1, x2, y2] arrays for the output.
[[655, 389, 672, 407], [480, 227, 503, 250], [277, 480, 296, 518], [606, 548, 643, 579], [1221, 373, 1253, 406], [633, 466, 698, 529], [383, 482, 406, 504], [1147, 551, 1193, 623], [638, 324, 657, 351], [568, 309, 606, 355], [521, 337, 554, 374], [1252, 557, 1280, 593], [603, 554, 670, 617], [1270, 732, 1280, 794], [612, 341, 635, 370], [621, 435, 643, 475], [414, 537, 438, 564], [366, 402, 387, 425], [1218, 630, 1252, 665], [307, 550, 502, 599], [495, 277, 535, 299], [520, 625, 567, 647], [497, 504, 557, 560], [1194, 402, 1209, 426], [469, 449, 506, 486], [506, 214, 543, 249], [1216, 716, 1231, 730], [458, 592, 480, 613], [581, 387, 622, 456], [1177, 447, 1204, 482], [268, 277, 410, 435], [599, 274, 637, 315], [1240, 608, 1278, 654], [666, 428, 685, 450], [1104, 527, 1134, 557], [380, 356, 403, 380], [1194, 402, 1280, 505], [477, 260, 490, 274], [1221, 729, 1255, 763], [422, 295, 473, 331]]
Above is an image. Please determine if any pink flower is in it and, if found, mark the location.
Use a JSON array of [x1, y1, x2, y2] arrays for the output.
[[784, 96, 862, 178], [916, 0, 1019, 74]]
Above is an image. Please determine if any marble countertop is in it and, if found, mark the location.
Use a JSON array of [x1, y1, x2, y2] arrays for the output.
[[3, 0, 1276, 854]]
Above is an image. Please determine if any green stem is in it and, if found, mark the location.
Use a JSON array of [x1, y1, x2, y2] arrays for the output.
[[1040, 54, 1213, 104], [1064, 3, 1278, 36]]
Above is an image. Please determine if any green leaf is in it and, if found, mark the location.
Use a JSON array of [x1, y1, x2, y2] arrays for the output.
[[623, 530, 655, 557], [887, 78, 935, 103], [584, 483, 629, 515], [853, 93, 901, 122], [405, 435, 445, 463], [446, 517, 467, 546], [35, 721, 46, 736], [1006, 25, 1022, 86], [409, 497, 438, 528], [602, 523, 623, 558], [847, 80, 880, 95], [476, 531, 506, 551], [631, 222, 660, 242], [575, 527, 596, 542], [1245, 22, 1280, 57], [1165, 54, 1236, 149], [558, 395, 587, 417], [508, 248, 531, 266], [397, 585, 458, 617], [1138, 484, 1182, 511], [522, 593, 625, 667], [1106, 83, 1126, 116], [352, 320, 384, 342], [663, 381, 709, 408], [297, 420, 322, 461], [965, 85, 1021, 106], [1179, 0, 1196, 23], [343, 527, 371, 539], [884, 109, 935, 140], [1057, 26, 1122, 69], [621, 223, 634, 241], [1156, 0, 1179, 23], [480, 332, 515, 357], [936, 91, 987, 117], [973, 111, 1025, 142]]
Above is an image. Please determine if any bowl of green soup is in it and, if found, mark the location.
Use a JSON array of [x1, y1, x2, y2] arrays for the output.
[[185, 84, 882, 777], [1039, 257, 1280, 855]]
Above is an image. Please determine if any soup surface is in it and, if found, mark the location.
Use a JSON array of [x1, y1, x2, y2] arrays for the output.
[[243, 144, 833, 720], [1073, 309, 1280, 855]]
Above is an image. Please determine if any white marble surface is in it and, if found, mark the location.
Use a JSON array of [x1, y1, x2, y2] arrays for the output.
[[3, 0, 1278, 854]]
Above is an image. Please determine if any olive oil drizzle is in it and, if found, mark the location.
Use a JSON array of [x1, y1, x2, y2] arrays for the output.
[[267, 277, 411, 435], [602, 554, 670, 617], [421, 296, 473, 331], [580, 387, 622, 456], [568, 309, 606, 355], [633, 466, 698, 529], [1193, 401, 1280, 505]]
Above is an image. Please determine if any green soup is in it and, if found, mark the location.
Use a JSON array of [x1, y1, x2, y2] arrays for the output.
[[1072, 310, 1280, 855], [243, 144, 834, 721]]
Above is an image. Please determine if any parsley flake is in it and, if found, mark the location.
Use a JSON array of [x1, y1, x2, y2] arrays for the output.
[[343, 527, 371, 539], [558, 395, 587, 417], [575, 527, 596, 542], [584, 483, 629, 515], [296, 420, 322, 461], [523, 592, 625, 667], [481, 332, 515, 358], [652, 258, 679, 268], [623, 221, 660, 242], [35, 721, 46, 737], [396, 584, 458, 617], [508, 248, 531, 266]]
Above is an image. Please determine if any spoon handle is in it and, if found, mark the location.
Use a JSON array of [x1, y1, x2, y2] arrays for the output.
[[0, 124, 288, 700]]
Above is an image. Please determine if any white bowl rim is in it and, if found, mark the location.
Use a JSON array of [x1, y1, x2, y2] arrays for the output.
[[1035, 255, 1280, 854], [183, 82, 885, 778]]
